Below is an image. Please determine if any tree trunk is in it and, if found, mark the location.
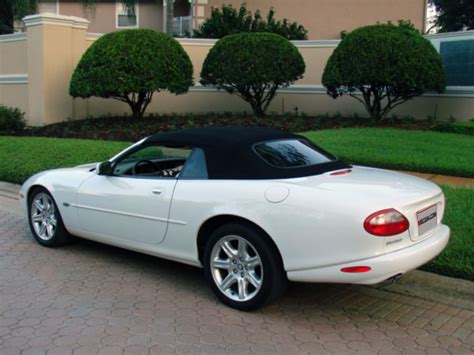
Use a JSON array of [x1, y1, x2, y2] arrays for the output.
[[130, 103, 143, 120]]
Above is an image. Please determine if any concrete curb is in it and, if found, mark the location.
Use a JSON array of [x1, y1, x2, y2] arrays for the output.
[[376, 270, 474, 311], [0, 181, 20, 198]]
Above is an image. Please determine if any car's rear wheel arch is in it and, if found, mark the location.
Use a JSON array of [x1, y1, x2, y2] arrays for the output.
[[197, 215, 284, 268]]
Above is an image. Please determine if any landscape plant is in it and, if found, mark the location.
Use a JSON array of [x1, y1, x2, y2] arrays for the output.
[[69, 29, 193, 119], [194, 3, 307, 40], [201, 32, 305, 117], [0, 105, 26, 131], [322, 22, 446, 121]]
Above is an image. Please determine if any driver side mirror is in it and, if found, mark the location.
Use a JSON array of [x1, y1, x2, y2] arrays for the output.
[[96, 161, 114, 176]]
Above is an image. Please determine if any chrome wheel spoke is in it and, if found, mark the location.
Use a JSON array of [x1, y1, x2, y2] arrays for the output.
[[32, 214, 43, 223], [238, 278, 248, 300], [50, 216, 57, 227], [247, 271, 261, 288], [221, 241, 237, 258], [34, 200, 43, 211], [46, 199, 54, 213], [38, 222, 46, 236], [220, 273, 236, 291], [237, 239, 246, 259], [246, 256, 260, 269], [46, 223, 54, 237], [212, 259, 230, 270]]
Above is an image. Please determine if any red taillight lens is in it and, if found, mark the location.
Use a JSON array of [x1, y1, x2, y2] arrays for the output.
[[341, 266, 371, 273], [364, 209, 409, 237]]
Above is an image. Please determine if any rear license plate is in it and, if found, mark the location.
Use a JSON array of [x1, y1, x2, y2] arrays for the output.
[[417, 204, 437, 236]]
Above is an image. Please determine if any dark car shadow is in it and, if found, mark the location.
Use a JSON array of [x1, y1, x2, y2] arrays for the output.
[[24, 230, 400, 318]]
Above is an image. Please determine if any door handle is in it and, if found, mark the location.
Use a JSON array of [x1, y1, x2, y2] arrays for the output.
[[152, 189, 164, 195]]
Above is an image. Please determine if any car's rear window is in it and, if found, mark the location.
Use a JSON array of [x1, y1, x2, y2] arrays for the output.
[[253, 139, 336, 168]]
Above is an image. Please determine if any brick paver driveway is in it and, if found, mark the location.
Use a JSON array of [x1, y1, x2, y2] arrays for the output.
[[0, 209, 473, 355]]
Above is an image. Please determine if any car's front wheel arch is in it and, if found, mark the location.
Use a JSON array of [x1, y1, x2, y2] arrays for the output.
[[27, 185, 74, 247]]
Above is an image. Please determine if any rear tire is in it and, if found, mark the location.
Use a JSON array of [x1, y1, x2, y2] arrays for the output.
[[203, 223, 287, 311], [28, 187, 74, 247]]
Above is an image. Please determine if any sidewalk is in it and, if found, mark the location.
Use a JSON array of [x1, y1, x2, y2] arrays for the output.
[[401, 171, 474, 188], [0, 181, 21, 214]]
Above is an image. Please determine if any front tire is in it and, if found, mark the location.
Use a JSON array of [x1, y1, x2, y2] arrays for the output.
[[28, 187, 73, 247], [203, 223, 287, 311]]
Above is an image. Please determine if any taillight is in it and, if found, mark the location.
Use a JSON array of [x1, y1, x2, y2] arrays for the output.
[[341, 266, 371, 273], [364, 209, 409, 237]]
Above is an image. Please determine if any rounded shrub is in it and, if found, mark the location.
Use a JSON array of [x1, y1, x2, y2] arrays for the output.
[[70, 29, 193, 119], [0, 105, 26, 131], [322, 22, 446, 121], [201, 32, 305, 117]]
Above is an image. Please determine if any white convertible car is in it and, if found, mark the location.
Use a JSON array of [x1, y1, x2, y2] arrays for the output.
[[20, 126, 450, 310]]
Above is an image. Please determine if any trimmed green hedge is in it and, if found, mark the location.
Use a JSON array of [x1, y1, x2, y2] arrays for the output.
[[0, 105, 26, 131], [70, 29, 193, 119], [433, 120, 474, 136], [322, 23, 446, 121], [201, 32, 305, 117]]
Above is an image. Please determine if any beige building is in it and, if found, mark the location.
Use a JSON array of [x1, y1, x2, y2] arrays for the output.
[[1, 13, 473, 127], [34, 0, 427, 39]]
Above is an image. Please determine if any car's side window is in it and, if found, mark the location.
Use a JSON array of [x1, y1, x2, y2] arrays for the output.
[[113, 145, 192, 178], [179, 148, 208, 179]]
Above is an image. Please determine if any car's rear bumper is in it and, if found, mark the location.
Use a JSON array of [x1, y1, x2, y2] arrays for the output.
[[287, 224, 450, 284]]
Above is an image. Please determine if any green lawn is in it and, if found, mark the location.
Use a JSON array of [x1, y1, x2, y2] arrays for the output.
[[424, 186, 474, 281], [0, 136, 129, 184], [302, 128, 474, 177], [0, 134, 472, 281]]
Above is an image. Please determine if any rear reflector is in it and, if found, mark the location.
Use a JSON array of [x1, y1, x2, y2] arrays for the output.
[[330, 169, 352, 176], [364, 208, 409, 237], [341, 266, 371, 273]]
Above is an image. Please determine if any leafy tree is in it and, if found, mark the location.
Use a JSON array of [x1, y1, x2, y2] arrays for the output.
[[0, 0, 37, 34], [70, 29, 193, 119], [194, 3, 308, 40], [322, 23, 446, 121], [429, 0, 474, 32], [201, 32, 305, 117]]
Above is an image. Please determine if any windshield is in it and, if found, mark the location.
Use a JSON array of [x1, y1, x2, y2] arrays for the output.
[[253, 139, 336, 168]]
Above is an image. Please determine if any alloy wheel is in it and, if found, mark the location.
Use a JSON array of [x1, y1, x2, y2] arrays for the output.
[[210, 235, 263, 302], [30, 192, 57, 241]]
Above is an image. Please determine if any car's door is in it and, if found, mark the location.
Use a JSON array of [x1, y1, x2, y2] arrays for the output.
[[75, 144, 192, 245]]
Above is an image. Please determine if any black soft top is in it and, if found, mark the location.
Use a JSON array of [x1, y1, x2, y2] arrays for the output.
[[144, 126, 350, 179]]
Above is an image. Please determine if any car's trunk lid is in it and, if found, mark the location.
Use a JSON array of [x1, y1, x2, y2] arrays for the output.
[[283, 166, 445, 251]]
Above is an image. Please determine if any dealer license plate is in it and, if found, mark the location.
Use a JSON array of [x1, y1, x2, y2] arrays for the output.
[[417, 204, 438, 236]]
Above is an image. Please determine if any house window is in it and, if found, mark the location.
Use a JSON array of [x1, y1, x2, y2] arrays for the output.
[[116, 1, 139, 28], [440, 40, 474, 86]]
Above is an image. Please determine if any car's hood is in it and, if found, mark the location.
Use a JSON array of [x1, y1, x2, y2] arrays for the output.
[[75, 162, 99, 170], [284, 165, 441, 206]]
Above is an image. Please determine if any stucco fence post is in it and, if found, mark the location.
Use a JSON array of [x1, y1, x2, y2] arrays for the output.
[[22, 14, 89, 126]]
